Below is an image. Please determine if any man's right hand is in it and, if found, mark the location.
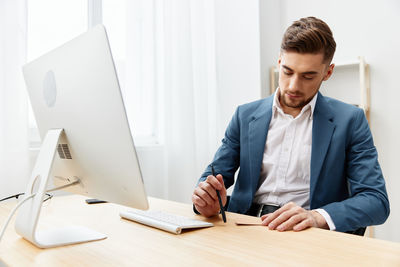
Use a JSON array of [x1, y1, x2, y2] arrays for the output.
[[192, 174, 227, 217]]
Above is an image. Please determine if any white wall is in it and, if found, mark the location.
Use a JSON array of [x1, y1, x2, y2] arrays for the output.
[[214, 0, 262, 134], [260, 0, 400, 242], [259, 0, 283, 95]]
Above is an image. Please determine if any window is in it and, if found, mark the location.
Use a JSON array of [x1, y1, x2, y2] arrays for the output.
[[27, 0, 159, 147], [102, 0, 160, 144], [27, 0, 87, 147]]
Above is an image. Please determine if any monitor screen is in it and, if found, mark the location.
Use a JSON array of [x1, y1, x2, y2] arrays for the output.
[[22, 25, 148, 210]]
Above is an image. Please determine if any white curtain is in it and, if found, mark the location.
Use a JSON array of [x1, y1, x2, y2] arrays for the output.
[[107, 0, 221, 203], [126, 0, 220, 203], [0, 0, 30, 198], [161, 0, 220, 202]]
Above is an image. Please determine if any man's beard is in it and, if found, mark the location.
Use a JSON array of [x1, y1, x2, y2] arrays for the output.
[[279, 79, 322, 109], [280, 91, 314, 109]]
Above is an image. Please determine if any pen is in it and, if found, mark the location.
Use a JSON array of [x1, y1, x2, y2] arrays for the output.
[[211, 164, 226, 223]]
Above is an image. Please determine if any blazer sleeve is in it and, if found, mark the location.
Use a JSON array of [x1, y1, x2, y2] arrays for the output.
[[196, 107, 241, 190], [322, 109, 390, 232]]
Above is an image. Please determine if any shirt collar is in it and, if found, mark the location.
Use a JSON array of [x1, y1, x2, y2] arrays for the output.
[[272, 88, 318, 119]]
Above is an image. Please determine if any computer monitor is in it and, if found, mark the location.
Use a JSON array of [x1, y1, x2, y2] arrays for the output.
[[15, 25, 148, 248]]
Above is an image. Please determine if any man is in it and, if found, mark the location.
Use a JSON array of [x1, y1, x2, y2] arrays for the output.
[[191, 17, 389, 233]]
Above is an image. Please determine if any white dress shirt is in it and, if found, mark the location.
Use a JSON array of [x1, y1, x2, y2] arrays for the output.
[[253, 90, 335, 230]]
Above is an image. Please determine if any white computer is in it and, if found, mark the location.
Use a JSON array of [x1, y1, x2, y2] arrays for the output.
[[17, 25, 148, 248]]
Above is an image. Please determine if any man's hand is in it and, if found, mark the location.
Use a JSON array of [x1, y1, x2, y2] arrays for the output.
[[260, 202, 329, 231], [192, 174, 227, 217]]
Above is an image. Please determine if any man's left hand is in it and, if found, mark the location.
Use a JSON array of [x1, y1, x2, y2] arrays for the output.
[[261, 202, 329, 231]]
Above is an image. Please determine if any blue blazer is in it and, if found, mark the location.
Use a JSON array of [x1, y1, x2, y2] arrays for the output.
[[199, 92, 389, 232]]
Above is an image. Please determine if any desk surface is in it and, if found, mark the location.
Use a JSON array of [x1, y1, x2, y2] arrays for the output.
[[0, 195, 399, 266]]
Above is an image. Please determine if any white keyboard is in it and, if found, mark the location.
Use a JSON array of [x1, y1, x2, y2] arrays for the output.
[[120, 209, 214, 234]]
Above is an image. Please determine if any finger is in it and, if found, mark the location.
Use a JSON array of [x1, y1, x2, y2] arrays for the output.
[[261, 207, 286, 226], [215, 174, 225, 189], [206, 175, 224, 191], [268, 209, 300, 230], [293, 218, 313, 231], [261, 212, 278, 226], [215, 174, 228, 205], [279, 202, 297, 211], [276, 213, 307, 231], [198, 180, 218, 200], [268, 206, 304, 230], [261, 202, 296, 226], [261, 215, 272, 226], [192, 194, 206, 207], [261, 214, 270, 220], [194, 186, 214, 206]]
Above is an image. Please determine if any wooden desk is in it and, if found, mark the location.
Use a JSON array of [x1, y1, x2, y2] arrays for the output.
[[1, 195, 399, 266]]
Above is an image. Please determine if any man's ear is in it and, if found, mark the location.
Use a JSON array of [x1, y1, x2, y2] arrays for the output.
[[323, 64, 335, 81]]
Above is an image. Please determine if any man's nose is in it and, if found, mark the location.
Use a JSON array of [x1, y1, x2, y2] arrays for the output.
[[288, 76, 300, 91]]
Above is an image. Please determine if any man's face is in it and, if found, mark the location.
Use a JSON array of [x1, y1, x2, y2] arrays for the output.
[[278, 51, 334, 114]]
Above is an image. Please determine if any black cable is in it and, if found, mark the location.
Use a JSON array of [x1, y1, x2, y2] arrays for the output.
[[0, 193, 53, 203]]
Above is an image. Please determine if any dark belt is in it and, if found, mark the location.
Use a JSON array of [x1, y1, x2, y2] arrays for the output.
[[246, 203, 280, 217]]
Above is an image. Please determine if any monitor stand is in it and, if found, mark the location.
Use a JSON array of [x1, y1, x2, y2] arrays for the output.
[[14, 129, 107, 248]]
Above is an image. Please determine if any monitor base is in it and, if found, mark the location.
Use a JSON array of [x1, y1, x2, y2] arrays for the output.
[[31, 226, 107, 248], [14, 129, 107, 248]]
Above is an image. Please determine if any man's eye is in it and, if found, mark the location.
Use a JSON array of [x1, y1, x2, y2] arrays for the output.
[[283, 71, 292, 76], [303, 76, 314, 80]]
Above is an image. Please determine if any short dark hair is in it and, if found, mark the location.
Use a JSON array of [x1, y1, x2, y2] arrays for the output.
[[281, 17, 336, 63]]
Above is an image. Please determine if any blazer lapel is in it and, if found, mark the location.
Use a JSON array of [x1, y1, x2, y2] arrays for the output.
[[248, 97, 273, 193], [310, 93, 336, 200]]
